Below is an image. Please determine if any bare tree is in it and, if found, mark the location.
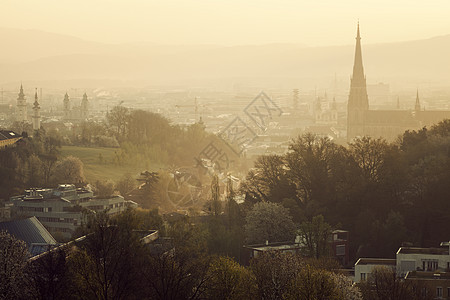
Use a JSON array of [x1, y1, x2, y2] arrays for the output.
[[0, 231, 32, 299]]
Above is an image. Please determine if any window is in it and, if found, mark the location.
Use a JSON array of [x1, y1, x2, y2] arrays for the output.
[[447, 287, 450, 298], [336, 245, 345, 256], [437, 287, 443, 298], [422, 260, 438, 271], [360, 273, 366, 281], [421, 288, 427, 297]]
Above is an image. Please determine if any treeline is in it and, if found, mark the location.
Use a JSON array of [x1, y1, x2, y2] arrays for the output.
[[241, 119, 450, 259], [72, 106, 215, 167], [0, 130, 85, 200], [0, 209, 363, 300]]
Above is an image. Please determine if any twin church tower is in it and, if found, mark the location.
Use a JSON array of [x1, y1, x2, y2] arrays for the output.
[[15, 87, 89, 131], [16, 84, 41, 131]]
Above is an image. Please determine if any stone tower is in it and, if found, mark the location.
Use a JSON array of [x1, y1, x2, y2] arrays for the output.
[[63, 92, 70, 120], [347, 23, 369, 141], [32, 88, 41, 131], [81, 92, 89, 119], [16, 84, 28, 122]]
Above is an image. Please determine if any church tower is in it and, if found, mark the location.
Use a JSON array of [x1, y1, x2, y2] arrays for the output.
[[415, 89, 421, 112], [32, 88, 41, 131], [16, 84, 28, 122], [81, 92, 89, 119], [347, 23, 369, 141], [63, 92, 70, 120]]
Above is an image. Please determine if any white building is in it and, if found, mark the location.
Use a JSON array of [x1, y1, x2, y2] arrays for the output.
[[354, 258, 396, 283], [396, 247, 450, 277]]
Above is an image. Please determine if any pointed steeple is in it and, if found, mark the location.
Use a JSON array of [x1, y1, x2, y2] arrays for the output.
[[348, 22, 369, 109], [415, 89, 421, 111], [397, 96, 400, 109], [347, 22, 369, 141], [18, 84, 25, 100], [352, 22, 366, 89], [34, 88, 39, 108]]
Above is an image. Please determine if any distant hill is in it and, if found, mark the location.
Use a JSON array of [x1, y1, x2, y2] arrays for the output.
[[0, 27, 449, 87]]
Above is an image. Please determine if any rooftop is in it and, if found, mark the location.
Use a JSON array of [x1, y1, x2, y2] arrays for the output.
[[0, 130, 20, 141], [397, 247, 449, 255], [244, 241, 301, 252], [355, 258, 396, 266], [406, 271, 450, 280], [0, 216, 57, 256]]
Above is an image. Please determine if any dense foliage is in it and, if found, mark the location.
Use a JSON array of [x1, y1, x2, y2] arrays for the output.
[[241, 120, 450, 259], [0, 209, 362, 300]]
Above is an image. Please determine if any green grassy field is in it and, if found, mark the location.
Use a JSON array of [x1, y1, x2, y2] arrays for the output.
[[60, 146, 155, 183]]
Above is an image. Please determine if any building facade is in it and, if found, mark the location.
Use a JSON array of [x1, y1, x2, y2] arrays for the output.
[[397, 247, 450, 277], [11, 184, 138, 239], [354, 258, 396, 283]]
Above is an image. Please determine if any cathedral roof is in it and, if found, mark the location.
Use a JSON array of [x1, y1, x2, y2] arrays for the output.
[[365, 110, 417, 126]]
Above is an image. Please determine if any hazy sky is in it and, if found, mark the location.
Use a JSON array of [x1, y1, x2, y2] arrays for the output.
[[1, 0, 449, 46]]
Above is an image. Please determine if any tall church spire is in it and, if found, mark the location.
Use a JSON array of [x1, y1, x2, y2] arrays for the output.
[[347, 22, 369, 141], [415, 89, 421, 111], [351, 22, 366, 91]]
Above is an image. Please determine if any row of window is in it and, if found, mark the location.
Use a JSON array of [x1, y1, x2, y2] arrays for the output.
[[47, 227, 73, 233], [19, 206, 44, 212], [418, 286, 450, 298], [38, 216, 77, 225]]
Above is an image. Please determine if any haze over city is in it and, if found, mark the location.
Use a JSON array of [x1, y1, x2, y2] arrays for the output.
[[1, 1, 450, 299]]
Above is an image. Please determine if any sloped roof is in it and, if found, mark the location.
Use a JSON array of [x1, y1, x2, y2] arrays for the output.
[[365, 110, 417, 126], [0, 216, 57, 250], [0, 130, 20, 141]]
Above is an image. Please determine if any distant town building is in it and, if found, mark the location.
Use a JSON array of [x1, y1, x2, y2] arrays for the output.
[[347, 24, 450, 141], [0, 130, 22, 149], [63, 92, 90, 121], [314, 95, 338, 125], [16, 84, 27, 122], [63, 92, 71, 119], [81, 92, 89, 119], [32, 89, 41, 131]]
